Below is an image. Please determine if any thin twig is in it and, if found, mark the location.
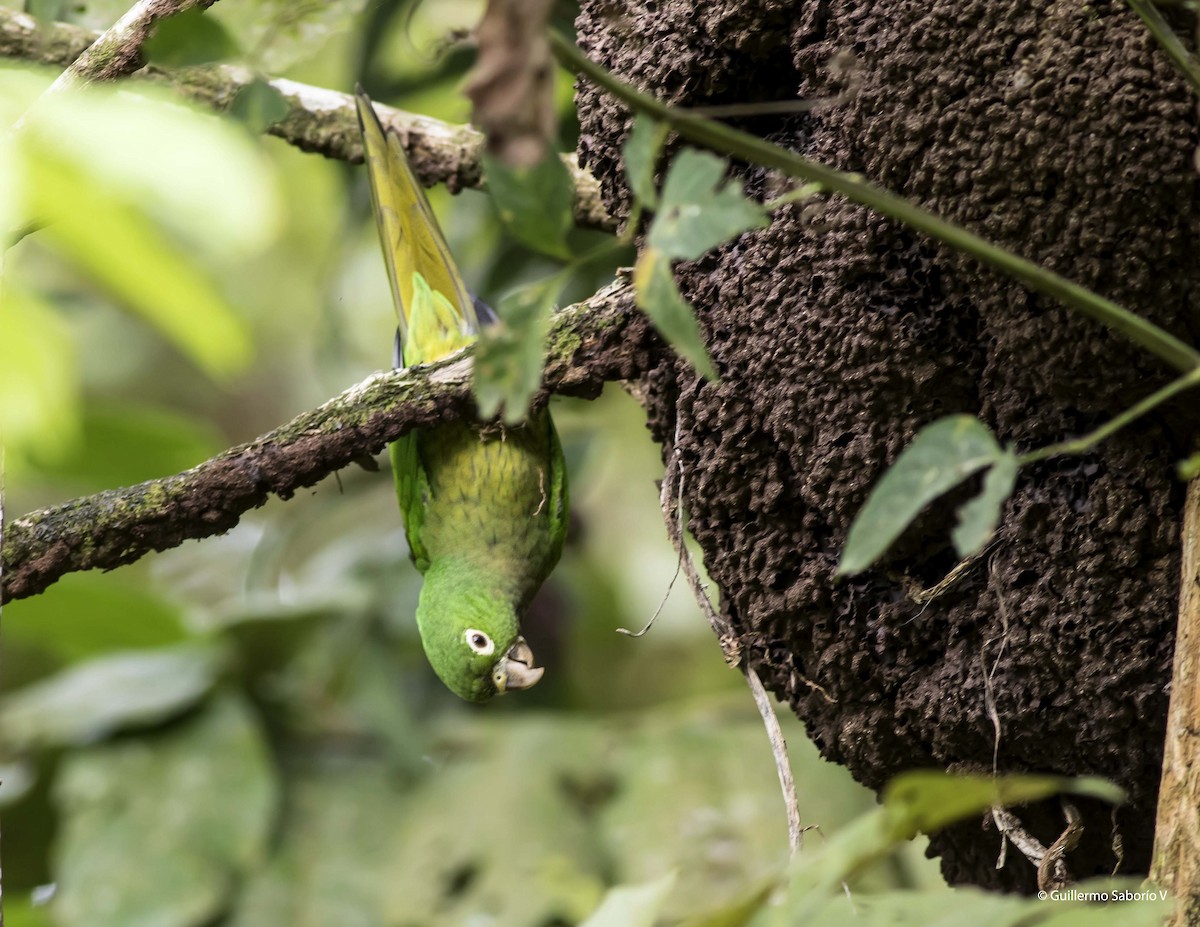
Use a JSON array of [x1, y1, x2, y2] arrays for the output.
[[651, 406, 801, 855], [984, 556, 1013, 778], [688, 50, 863, 120], [617, 433, 686, 637], [989, 803, 1080, 888], [657, 407, 739, 661], [983, 557, 1016, 872], [1037, 802, 1083, 892], [49, 0, 218, 94], [907, 547, 989, 606], [616, 566, 679, 637], [745, 662, 803, 855], [992, 808, 1050, 869]]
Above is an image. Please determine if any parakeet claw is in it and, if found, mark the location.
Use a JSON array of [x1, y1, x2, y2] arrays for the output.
[[492, 636, 544, 694]]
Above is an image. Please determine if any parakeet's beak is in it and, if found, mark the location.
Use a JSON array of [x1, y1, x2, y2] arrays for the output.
[[492, 636, 544, 694]]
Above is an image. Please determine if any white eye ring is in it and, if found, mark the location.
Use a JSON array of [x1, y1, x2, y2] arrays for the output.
[[464, 629, 495, 655]]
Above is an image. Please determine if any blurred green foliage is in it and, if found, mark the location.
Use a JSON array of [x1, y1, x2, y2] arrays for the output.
[[0, 1, 984, 925], [839, 415, 1020, 577]]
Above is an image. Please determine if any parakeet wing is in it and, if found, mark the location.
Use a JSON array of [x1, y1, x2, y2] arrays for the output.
[[354, 88, 479, 361], [391, 434, 429, 571], [546, 414, 570, 573]]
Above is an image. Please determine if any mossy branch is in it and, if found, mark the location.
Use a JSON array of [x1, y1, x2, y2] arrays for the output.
[[46, 0, 220, 92], [0, 7, 613, 230], [0, 283, 651, 604]]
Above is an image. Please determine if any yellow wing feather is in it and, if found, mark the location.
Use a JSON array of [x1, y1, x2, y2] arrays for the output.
[[354, 89, 479, 365]]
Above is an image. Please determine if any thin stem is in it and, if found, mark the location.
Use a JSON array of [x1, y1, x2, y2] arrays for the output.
[[745, 662, 803, 856], [566, 237, 627, 275], [1020, 366, 1200, 464], [550, 31, 1200, 375], [1126, 0, 1200, 96]]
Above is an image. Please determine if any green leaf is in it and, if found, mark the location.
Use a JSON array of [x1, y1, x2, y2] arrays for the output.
[[788, 879, 1171, 927], [485, 149, 575, 259], [52, 695, 277, 927], [623, 115, 666, 208], [785, 887, 1034, 927], [581, 873, 677, 927], [3, 572, 189, 664], [648, 148, 769, 260], [3, 896, 54, 927], [474, 274, 564, 423], [25, 81, 281, 258], [15, 73, 281, 382], [229, 78, 290, 134], [952, 451, 1019, 557], [229, 760, 408, 927], [634, 248, 718, 379], [676, 881, 775, 927], [143, 7, 239, 66], [378, 718, 608, 926], [601, 703, 797, 921], [30, 157, 253, 380], [745, 872, 1174, 927], [335, 645, 431, 777], [838, 415, 1005, 577], [230, 697, 821, 927], [0, 287, 80, 466], [0, 644, 222, 749], [787, 888, 1041, 927], [882, 771, 1124, 843]]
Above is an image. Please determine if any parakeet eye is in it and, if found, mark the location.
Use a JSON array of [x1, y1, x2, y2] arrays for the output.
[[464, 629, 495, 655]]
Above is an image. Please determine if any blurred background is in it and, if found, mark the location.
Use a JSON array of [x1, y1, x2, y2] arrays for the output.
[[0, 1, 943, 924]]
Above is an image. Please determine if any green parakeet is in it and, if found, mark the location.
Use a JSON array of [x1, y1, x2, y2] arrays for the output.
[[355, 90, 568, 703]]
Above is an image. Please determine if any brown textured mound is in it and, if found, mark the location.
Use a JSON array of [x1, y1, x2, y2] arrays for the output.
[[576, 0, 1200, 889]]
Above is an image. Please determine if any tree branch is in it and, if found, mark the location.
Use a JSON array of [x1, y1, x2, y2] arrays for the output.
[[49, 0, 218, 92], [1151, 470, 1200, 922], [0, 7, 614, 230], [1, 282, 651, 603]]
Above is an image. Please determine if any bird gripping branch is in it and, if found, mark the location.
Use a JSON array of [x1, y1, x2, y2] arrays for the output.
[[356, 90, 569, 702]]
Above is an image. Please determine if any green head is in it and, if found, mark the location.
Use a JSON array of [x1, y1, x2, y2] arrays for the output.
[[415, 560, 544, 703]]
